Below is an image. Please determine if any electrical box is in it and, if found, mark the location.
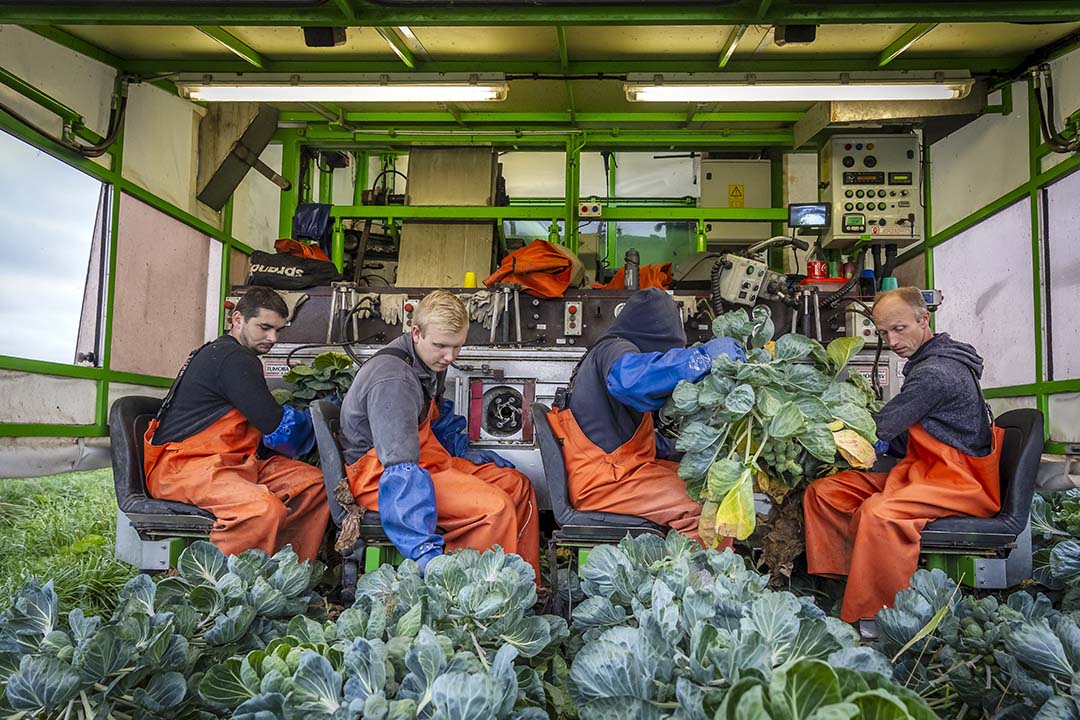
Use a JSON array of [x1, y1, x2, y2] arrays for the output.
[[563, 301, 583, 336], [402, 297, 422, 332], [845, 303, 877, 340], [717, 254, 769, 306], [699, 159, 772, 243], [578, 199, 603, 218], [820, 135, 921, 248]]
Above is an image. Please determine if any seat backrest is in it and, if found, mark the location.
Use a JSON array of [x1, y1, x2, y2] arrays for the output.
[[529, 402, 574, 525], [311, 399, 348, 527], [993, 408, 1044, 534], [109, 395, 163, 512]]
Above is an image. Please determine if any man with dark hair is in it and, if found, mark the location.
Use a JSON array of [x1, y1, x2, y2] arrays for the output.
[[143, 286, 330, 561], [545, 288, 745, 543], [804, 287, 1002, 624]]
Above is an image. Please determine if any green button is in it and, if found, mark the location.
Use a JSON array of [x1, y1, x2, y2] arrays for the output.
[[746, 266, 755, 275]]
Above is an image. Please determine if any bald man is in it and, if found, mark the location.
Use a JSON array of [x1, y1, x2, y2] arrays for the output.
[[803, 287, 1003, 624]]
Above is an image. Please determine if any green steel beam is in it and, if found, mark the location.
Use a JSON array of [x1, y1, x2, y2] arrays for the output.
[[279, 136, 301, 237], [3, 2, 1079, 25], [0, 424, 106, 438], [375, 26, 416, 69], [278, 110, 804, 124], [330, 0, 357, 21], [293, 127, 794, 148], [718, 25, 747, 69], [24, 25, 125, 68], [556, 26, 569, 70], [326, 204, 782, 222], [196, 25, 265, 68], [117, 56, 1022, 76], [602, 207, 785, 221], [0, 65, 104, 145], [1027, 78, 1048, 422], [877, 23, 936, 67]]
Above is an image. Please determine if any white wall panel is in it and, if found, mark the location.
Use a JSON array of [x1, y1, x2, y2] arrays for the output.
[[501, 152, 565, 197], [124, 83, 221, 229], [1048, 392, 1080, 443], [933, 198, 1035, 389], [0, 370, 96, 424], [0, 25, 114, 139], [233, 143, 282, 252], [988, 396, 1038, 418], [614, 152, 698, 198], [930, 80, 1029, 235], [1045, 168, 1080, 380]]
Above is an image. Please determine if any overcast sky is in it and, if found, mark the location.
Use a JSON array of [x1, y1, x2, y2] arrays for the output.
[[0, 130, 100, 364]]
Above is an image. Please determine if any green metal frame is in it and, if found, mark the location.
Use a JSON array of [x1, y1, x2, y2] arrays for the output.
[[922, 74, 1080, 450], [0, 66, 251, 439], [3, 1, 1078, 26]]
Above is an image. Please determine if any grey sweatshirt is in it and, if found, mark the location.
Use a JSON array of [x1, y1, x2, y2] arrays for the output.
[[873, 332, 993, 458], [340, 333, 438, 467]]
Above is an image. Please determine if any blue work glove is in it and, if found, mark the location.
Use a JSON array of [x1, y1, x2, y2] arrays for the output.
[[704, 337, 747, 363], [379, 462, 444, 572], [461, 449, 516, 468], [263, 405, 315, 457], [873, 438, 890, 455], [431, 398, 471, 457]]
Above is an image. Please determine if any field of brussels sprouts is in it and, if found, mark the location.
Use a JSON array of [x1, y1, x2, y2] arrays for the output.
[[4, 530, 1080, 720]]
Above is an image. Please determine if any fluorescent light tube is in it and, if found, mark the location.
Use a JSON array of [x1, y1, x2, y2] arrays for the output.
[[625, 82, 971, 102], [184, 83, 508, 102]]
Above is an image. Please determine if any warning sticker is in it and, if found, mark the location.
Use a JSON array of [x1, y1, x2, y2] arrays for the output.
[[728, 184, 745, 208]]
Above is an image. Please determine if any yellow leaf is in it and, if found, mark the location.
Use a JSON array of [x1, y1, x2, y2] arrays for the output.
[[714, 475, 757, 540], [827, 420, 844, 432], [833, 428, 876, 469], [764, 341, 776, 358], [699, 500, 720, 548], [754, 468, 792, 504]]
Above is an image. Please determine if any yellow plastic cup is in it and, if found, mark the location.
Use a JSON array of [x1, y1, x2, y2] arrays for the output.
[[463, 271, 478, 288]]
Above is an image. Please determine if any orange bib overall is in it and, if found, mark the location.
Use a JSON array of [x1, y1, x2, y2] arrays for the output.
[[345, 403, 540, 580], [546, 407, 717, 545], [804, 422, 1003, 622], [144, 409, 330, 562]]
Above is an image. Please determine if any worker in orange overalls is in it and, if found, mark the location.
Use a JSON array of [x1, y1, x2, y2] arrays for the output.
[[804, 287, 1003, 624], [546, 288, 745, 543], [144, 286, 330, 562], [338, 290, 540, 579]]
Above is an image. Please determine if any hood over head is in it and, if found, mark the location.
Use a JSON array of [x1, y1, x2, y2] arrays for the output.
[[597, 288, 686, 354]]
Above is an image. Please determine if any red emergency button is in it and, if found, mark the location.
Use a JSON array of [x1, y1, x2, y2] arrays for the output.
[[224, 301, 235, 309], [404, 302, 414, 312], [568, 305, 577, 314]]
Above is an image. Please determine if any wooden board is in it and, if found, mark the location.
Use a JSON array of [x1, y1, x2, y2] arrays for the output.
[[396, 147, 497, 287]]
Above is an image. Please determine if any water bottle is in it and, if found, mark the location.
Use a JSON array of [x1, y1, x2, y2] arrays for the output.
[[624, 249, 640, 290]]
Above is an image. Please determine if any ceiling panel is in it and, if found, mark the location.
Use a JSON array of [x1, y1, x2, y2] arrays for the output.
[[908, 22, 1080, 56], [409, 26, 555, 60], [565, 26, 726, 59], [750, 23, 909, 57], [58, 25, 227, 59], [221, 26, 389, 56]]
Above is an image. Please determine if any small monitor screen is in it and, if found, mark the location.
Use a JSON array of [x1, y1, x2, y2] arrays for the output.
[[788, 203, 831, 228]]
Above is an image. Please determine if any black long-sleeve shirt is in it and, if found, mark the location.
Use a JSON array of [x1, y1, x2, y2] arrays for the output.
[[152, 335, 283, 444]]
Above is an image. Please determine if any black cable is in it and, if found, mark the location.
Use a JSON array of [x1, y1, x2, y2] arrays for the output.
[[0, 94, 125, 158], [283, 337, 385, 367]]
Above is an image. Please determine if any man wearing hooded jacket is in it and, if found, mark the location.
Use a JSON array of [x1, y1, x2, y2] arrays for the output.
[[804, 287, 1003, 623], [546, 288, 745, 541]]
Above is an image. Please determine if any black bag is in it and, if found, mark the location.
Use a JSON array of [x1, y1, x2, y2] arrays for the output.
[[247, 250, 344, 290]]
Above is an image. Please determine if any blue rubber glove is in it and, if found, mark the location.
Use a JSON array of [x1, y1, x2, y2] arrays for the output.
[[379, 462, 444, 571], [461, 449, 515, 468], [431, 398, 471, 457], [263, 405, 315, 457], [873, 438, 890, 455], [607, 338, 746, 412]]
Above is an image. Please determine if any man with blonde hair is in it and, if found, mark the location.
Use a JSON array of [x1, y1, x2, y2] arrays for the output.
[[339, 290, 540, 578], [804, 286, 1002, 626]]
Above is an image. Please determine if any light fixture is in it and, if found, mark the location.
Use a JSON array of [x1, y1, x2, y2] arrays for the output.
[[179, 82, 509, 103], [625, 79, 973, 103]]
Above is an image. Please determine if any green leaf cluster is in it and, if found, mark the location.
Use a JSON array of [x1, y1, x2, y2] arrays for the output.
[[1030, 489, 1080, 611], [876, 568, 1080, 718], [274, 352, 357, 411], [663, 306, 882, 541], [567, 532, 934, 719]]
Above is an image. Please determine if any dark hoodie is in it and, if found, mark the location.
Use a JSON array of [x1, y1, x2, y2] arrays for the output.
[[567, 288, 687, 453], [874, 332, 993, 457]]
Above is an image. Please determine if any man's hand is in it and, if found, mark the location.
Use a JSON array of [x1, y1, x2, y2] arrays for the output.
[[461, 448, 515, 468]]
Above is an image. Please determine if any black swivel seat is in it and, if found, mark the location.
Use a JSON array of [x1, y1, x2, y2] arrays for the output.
[[919, 408, 1044, 588], [530, 402, 666, 612]]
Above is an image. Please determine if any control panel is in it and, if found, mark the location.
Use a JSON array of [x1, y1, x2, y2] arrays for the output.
[[716, 254, 769, 306], [845, 303, 877, 340], [563, 300, 583, 336], [402, 297, 421, 332], [820, 135, 921, 248], [578, 199, 602, 218]]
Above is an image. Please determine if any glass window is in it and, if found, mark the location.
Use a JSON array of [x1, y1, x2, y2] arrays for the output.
[[0, 130, 105, 364], [1045, 169, 1080, 381]]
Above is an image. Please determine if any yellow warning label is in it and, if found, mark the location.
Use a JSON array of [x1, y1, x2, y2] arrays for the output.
[[728, 184, 744, 208]]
